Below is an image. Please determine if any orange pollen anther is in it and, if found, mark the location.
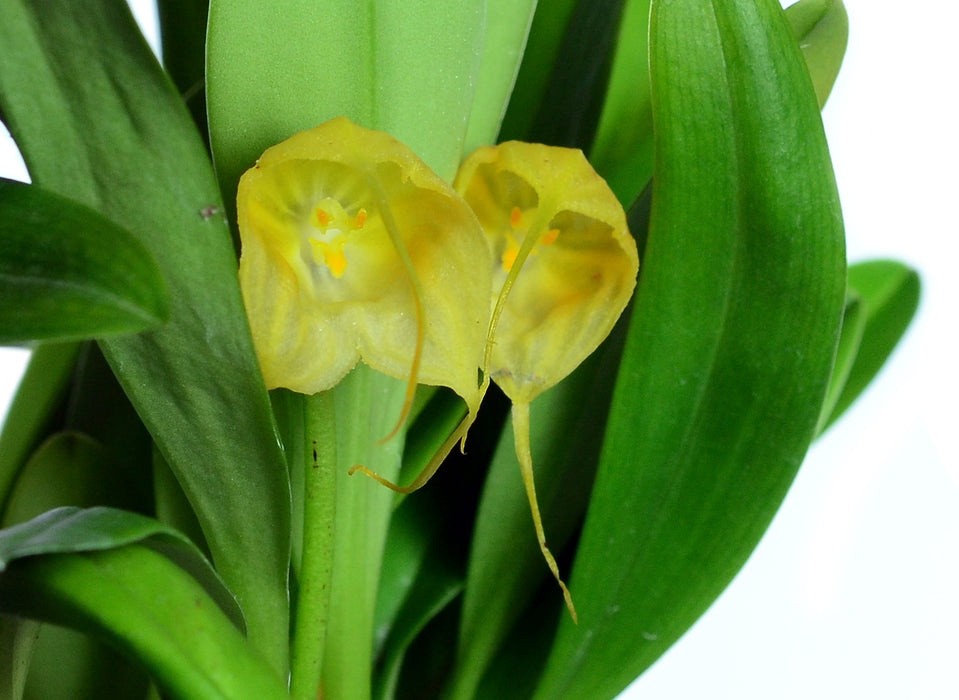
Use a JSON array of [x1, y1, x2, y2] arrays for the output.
[[315, 208, 330, 227], [509, 206, 523, 228], [540, 228, 559, 246], [353, 208, 367, 228]]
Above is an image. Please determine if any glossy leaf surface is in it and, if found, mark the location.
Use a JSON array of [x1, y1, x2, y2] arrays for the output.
[[533, 0, 847, 696]]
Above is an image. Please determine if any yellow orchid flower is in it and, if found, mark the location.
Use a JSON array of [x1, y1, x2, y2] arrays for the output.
[[455, 141, 640, 621], [237, 117, 491, 430]]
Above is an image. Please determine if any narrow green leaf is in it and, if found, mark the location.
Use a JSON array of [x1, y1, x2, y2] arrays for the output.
[[157, 0, 210, 139], [588, 0, 654, 205], [499, 0, 580, 142], [816, 291, 864, 434], [787, 0, 848, 107], [462, 0, 538, 152], [0, 542, 287, 700], [533, 0, 846, 696], [0, 1, 291, 669], [0, 615, 36, 700], [823, 259, 920, 428], [372, 556, 462, 700], [524, 0, 629, 149], [0, 179, 168, 343], [0, 343, 79, 514]]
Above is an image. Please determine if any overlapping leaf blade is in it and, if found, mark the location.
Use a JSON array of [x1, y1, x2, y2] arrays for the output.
[[822, 259, 920, 429], [532, 0, 847, 697], [0, 0, 291, 670], [0, 509, 286, 700]]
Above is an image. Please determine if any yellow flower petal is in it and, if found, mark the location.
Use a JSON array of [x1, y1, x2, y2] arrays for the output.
[[455, 140, 639, 621], [455, 140, 639, 404], [238, 117, 491, 420]]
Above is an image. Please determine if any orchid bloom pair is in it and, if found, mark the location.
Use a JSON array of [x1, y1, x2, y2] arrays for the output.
[[237, 117, 638, 619]]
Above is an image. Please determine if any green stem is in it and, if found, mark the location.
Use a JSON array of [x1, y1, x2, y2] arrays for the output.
[[322, 366, 407, 700], [289, 391, 338, 700]]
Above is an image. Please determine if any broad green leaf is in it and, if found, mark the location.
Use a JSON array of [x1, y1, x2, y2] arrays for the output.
[[207, 0, 484, 191], [0, 179, 168, 344], [533, 0, 846, 697], [0, 343, 79, 513], [462, 0, 538, 152], [0, 0, 291, 669], [822, 259, 920, 428], [0, 507, 241, 626], [0, 512, 286, 700]]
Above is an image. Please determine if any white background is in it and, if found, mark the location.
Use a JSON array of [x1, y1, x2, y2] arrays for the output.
[[2, 1, 957, 698]]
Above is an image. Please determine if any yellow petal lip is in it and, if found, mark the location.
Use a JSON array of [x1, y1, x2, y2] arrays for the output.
[[237, 117, 491, 418], [455, 140, 639, 404]]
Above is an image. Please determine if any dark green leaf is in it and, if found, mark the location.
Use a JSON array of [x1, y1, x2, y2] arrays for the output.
[[0, 1, 291, 669], [499, 0, 580, 142], [372, 555, 462, 700], [0, 179, 168, 344], [524, 0, 628, 150], [157, 0, 210, 140], [533, 0, 846, 696], [822, 259, 920, 428]]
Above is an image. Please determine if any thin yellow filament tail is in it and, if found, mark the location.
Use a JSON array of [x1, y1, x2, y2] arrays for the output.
[[373, 184, 424, 445], [511, 401, 578, 623], [348, 412, 472, 494]]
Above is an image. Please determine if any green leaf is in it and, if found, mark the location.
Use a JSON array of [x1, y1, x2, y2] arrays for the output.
[[207, 0, 484, 192], [372, 555, 462, 700], [816, 291, 865, 434], [523, 0, 629, 149], [822, 259, 920, 428], [588, 0, 654, 205], [157, 0, 210, 139], [591, 0, 848, 207], [0, 179, 168, 344], [532, 0, 847, 697], [0, 509, 287, 700], [499, 0, 580, 142], [0, 0, 291, 670], [462, 0, 538, 152], [0, 343, 79, 514], [787, 0, 848, 107]]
